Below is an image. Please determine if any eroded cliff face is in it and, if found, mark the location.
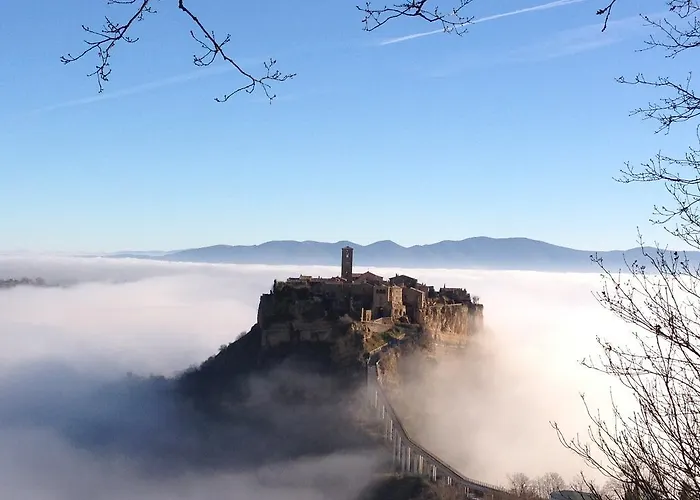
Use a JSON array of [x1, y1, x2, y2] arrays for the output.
[[256, 289, 367, 369], [421, 304, 471, 345], [254, 287, 485, 370], [418, 302, 484, 346]]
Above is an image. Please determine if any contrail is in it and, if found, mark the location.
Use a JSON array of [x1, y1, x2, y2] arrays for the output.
[[378, 0, 589, 45], [27, 65, 233, 115]]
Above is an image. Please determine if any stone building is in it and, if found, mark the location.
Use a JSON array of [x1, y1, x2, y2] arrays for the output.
[[341, 246, 353, 281], [372, 285, 406, 320], [274, 245, 484, 340]]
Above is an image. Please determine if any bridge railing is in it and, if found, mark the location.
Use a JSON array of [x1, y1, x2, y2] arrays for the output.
[[365, 341, 509, 499]]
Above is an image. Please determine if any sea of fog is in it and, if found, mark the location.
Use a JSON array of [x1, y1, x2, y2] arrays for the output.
[[0, 256, 635, 499]]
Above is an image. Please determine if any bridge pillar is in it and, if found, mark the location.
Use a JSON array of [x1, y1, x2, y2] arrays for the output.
[[417, 454, 424, 475], [430, 465, 437, 482], [447, 476, 452, 486], [406, 447, 411, 473], [395, 436, 402, 471]]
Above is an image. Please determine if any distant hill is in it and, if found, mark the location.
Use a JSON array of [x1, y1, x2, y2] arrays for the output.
[[104, 237, 699, 272]]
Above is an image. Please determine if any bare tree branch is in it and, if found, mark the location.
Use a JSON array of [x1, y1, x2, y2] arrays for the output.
[[616, 140, 700, 250], [596, 0, 620, 32], [62, 0, 295, 103], [547, 8, 700, 492], [550, 233, 700, 500], [62, 0, 645, 102], [61, 0, 156, 92], [357, 0, 474, 35], [356, 0, 630, 36], [615, 1, 700, 133], [617, 74, 700, 133], [176, 0, 294, 103]]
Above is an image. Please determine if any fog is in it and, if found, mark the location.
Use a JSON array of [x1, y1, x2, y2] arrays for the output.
[[0, 257, 635, 497], [0, 257, 383, 500], [367, 267, 634, 487]]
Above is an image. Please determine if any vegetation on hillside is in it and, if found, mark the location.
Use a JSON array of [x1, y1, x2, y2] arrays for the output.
[[358, 475, 468, 500], [0, 277, 57, 289], [504, 472, 623, 500]]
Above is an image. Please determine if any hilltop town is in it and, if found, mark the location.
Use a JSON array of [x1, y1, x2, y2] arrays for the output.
[[256, 246, 484, 360], [173, 246, 492, 500]]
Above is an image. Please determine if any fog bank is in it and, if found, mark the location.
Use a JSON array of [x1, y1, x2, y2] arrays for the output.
[[0, 257, 633, 496], [0, 257, 382, 499]]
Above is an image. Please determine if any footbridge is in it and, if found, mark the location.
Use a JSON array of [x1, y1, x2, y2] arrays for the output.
[[365, 342, 508, 499]]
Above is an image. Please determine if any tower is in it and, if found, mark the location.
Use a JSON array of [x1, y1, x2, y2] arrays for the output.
[[341, 246, 354, 281]]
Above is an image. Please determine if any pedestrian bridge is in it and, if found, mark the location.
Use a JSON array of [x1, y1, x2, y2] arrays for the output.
[[366, 343, 509, 499]]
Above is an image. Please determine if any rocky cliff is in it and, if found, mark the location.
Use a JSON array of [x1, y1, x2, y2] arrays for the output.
[[421, 303, 483, 346], [171, 278, 487, 499], [255, 281, 483, 364], [177, 278, 487, 425]]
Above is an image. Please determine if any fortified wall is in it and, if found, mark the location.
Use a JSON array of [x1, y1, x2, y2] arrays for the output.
[[254, 245, 484, 363]]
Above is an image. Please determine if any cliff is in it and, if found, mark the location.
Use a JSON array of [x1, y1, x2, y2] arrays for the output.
[[170, 266, 487, 498], [421, 302, 483, 346], [256, 285, 365, 368], [177, 273, 485, 407]]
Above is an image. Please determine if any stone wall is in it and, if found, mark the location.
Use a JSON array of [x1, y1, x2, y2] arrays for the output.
[[372, 285, 405, 320], [402, 287, 426, 323], [420, 303, 472, 345], [256, 288, 365, 366]]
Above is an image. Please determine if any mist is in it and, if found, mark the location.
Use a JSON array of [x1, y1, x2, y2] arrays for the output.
[[0, 257, 634, 497], [368, 266, 635, 487], [0, 257, 383, 500]]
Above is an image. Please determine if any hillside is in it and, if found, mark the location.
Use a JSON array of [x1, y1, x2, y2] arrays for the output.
[[105, 237, 694, 272]]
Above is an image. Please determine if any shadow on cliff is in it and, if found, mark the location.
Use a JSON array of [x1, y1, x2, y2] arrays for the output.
[[0, 257, 397, 499], [176, 325, 380, 466], [0, 336, 385, 499]]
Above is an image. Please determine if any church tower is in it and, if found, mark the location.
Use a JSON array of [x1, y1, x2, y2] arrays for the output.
[[341, 246, 354, 281]]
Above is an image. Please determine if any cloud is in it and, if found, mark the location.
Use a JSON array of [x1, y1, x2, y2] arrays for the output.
[[378, 0, 589, 46], [0, 257, 635, 496]]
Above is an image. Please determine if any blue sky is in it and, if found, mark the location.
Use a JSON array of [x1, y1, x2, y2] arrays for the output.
[[0, 0, 694, 253]]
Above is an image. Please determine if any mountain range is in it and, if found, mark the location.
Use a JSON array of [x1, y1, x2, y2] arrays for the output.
[[103, 237, 696, 272]]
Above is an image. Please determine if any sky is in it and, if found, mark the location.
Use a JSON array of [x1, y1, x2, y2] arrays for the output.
[[1, 0, 695, 253]]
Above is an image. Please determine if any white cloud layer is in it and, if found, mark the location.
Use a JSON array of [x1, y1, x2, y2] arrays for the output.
[[0, 257, 635, 497]]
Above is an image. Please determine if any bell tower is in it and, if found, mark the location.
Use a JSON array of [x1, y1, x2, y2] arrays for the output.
[[341, 246, 354, 281]]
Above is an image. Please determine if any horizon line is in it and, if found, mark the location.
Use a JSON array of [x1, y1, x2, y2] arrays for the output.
[[49, 236, 690, 256]]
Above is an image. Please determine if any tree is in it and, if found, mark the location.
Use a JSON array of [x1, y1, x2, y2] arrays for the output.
[[551, 2, 700, 500], [508, 473, 537, 498], [534, 473, 567, 498], [64, 0, 623, 103]]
